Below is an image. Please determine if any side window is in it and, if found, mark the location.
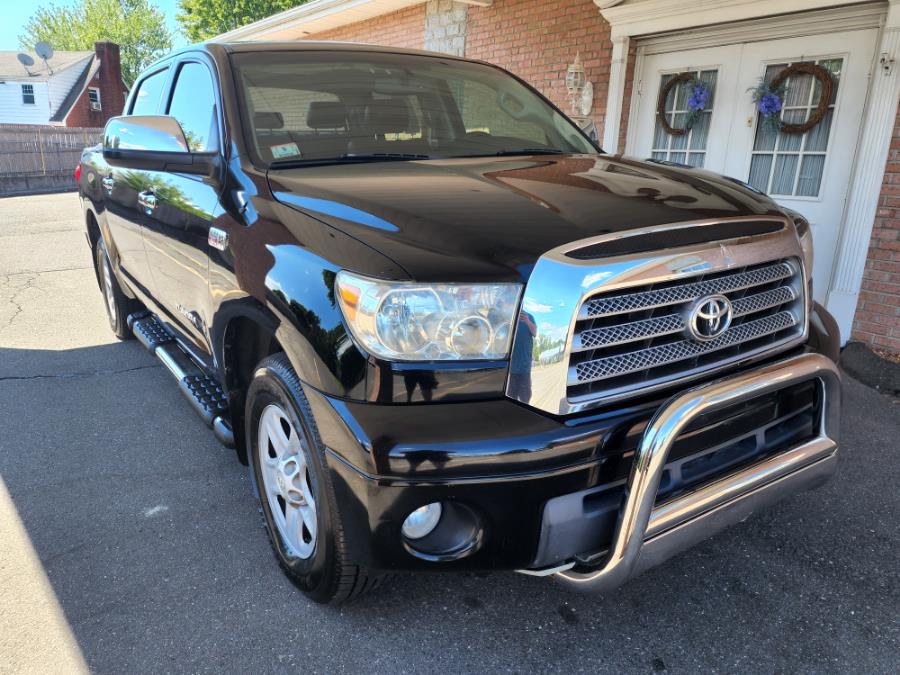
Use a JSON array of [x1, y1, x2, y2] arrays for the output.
[[130, 68, 169, 115], [167, 62, 218, 152]]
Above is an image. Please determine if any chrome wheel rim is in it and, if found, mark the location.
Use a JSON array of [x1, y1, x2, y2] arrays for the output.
[[258, 404, 317, 559], [101, 253, 116, 320]]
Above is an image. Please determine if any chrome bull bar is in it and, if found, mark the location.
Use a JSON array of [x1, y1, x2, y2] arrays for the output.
[[554, 352, 841, 593]]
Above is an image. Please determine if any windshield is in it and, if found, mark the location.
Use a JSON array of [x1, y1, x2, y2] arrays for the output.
[[231, 50, 598, 167]]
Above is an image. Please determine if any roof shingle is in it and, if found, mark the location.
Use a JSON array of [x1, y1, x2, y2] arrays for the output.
[[0, 50, 93, 81]]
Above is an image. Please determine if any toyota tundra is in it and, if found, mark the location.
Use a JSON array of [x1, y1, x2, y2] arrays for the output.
[[77, 41, 841, 604]]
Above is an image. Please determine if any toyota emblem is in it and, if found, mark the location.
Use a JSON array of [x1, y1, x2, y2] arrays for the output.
[[687, 294, 733, 342]]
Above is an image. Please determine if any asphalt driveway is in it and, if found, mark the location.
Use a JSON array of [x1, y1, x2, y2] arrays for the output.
[[0, 192, 898, 674]]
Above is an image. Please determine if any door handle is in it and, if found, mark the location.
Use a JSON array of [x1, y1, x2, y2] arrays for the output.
[[137, 191, 157, 214], [101, 176, 114, 194]]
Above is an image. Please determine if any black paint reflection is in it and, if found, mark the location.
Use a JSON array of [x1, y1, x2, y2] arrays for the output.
[[509, 310, 536, 402]]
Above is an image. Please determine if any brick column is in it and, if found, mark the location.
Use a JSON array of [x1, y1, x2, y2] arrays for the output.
[[425, 0, 468, 56]]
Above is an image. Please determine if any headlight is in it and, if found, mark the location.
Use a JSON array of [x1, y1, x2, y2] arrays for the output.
[[335, 271, 522, 361]]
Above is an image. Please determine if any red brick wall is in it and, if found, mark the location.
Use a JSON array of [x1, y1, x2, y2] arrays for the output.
[[65, 42, 127, 127], [851, 103, 900, 352], [466, 0, 613, 138], [306, 4, 426, 48]]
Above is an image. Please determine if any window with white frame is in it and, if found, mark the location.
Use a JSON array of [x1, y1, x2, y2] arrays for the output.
[[21, 84, 35, 105], [88, 87, 101, 111], [747, 58, 842, 198], [651, 69, 717, 168]]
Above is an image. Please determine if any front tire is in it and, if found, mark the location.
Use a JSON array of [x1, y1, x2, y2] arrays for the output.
[[246, 353, 383, 604], [95, 238, 135, 340]]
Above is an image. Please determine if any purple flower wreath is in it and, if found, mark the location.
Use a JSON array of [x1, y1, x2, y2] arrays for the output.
[[750, 78, 789, 133]]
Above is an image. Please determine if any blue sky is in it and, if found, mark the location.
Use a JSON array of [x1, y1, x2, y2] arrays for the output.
[[1, 0, 186, 51]]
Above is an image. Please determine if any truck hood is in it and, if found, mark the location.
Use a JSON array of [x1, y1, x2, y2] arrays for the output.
[[268, 154, 781, 282]]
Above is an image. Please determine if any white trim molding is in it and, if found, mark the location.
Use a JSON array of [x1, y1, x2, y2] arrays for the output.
[[596, 0, 882, 41], [216, 0, 426, 41], [602, 36, 629, 152], [825, 0, 900, 338], [214, 0, 492, 41]]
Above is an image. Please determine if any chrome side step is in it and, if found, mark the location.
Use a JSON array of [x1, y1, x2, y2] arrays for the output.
[[552, 352, 841, 593], [128, 313, 234, 448]]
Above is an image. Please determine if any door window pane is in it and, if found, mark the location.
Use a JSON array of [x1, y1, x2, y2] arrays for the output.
[[804, 109, 833, 152], [131, 68, 169, 115], [796, 154, 826, 197], [772, 154, 799, 194], [651, 69, 717, 167], [753, 121, 777, 152], [167, 62, 218, 152], [747, 58, 841, 197], [689, 110, 711, 149], [748, 154, 773, 190]]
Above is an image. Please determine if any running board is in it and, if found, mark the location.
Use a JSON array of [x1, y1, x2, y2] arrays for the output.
[[128, 313, 234, 448]]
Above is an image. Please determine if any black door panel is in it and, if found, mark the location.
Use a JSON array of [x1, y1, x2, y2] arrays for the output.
[[139, 59, 222, 356], [104, 168, 154, 288], [142, 171, 218, 352]]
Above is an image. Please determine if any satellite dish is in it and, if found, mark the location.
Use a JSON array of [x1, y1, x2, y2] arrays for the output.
[[17, 53, 35, 67], [35, 42, 54, 60]]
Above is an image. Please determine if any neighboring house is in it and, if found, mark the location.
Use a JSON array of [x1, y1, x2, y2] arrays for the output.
[[0, 42, 126, 126], [217, 0, 900, 353]]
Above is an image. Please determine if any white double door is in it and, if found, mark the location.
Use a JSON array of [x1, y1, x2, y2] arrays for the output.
[[631, 30, 878, 309]]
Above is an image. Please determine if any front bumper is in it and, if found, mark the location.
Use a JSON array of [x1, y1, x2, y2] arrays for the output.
[[552, 351, 839, 592], [307, 309, 841, 579]]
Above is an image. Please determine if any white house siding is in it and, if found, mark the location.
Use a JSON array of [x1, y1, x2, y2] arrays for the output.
[[0, 81, 54, 124], [0, 55, 92, 125]]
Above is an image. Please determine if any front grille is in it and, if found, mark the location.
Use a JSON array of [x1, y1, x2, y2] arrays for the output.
[[567, 259, 806, 403]]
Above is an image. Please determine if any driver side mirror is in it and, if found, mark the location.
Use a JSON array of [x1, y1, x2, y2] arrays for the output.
[[103, 115, 219, 176]]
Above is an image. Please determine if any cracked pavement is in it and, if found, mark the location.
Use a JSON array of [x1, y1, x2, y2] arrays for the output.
[[0, 192, 898, 674]]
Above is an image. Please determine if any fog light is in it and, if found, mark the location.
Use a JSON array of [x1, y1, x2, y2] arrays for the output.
[[401, 502, 442, 539]]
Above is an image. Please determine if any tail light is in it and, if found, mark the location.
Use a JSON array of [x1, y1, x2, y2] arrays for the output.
[[74, 162, 82, 183]]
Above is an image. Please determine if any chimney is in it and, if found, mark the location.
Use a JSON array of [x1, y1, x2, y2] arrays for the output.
[[93, 41, 126, 117]]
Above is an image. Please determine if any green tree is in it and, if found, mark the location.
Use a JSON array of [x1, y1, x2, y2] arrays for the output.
[[177, 0, 305, 42], [19, 0, 173, 86]]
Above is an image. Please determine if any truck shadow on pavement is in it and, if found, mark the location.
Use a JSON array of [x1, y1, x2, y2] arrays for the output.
[[1, 343, 897, 673]]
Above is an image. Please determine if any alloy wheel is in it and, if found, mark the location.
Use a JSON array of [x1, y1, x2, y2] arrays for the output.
[[101, 253, 117, 320], [258, 404, 318, 559]]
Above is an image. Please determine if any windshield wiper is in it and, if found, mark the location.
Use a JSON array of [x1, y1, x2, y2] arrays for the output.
[[454, 148, 568, 159], [270, 153, 432, 169], [493, 148, 567, 156], [341, 152, 432, 161]]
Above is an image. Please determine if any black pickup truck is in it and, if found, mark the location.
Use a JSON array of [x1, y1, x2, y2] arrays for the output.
[[78, 41, 841, 604]]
